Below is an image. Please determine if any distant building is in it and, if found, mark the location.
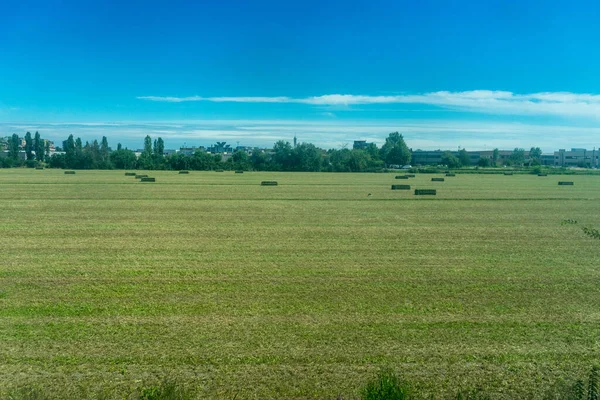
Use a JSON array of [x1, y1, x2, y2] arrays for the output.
[[178, 146, 204, 156], [353, 140, 370, 150], [553, 148, 599, 167]]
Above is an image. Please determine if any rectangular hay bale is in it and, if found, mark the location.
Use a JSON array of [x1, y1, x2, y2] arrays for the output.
[[431, 177, 445, 182], [124, 172, 136, 176], [415, 189, 436, 195], [504, 172, 513, 175], [395, 175, 409, 179], [261, 181, 278, 186], [140, 177, 156, 182], [538, 173, 548, 176], [391, 184, 411, 190], [135, 174, 148, 179], [64, 171, 76, 174], [558, 181, 574, 185], [179, 170, 190, 174], [445, 173, 455, 177], [235, 170, 244, 174]]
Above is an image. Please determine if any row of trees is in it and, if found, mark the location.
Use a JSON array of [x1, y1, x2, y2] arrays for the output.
[[440, 147, 543, 168], [41, 132, 412, 172], [1, 132, 50, 167], [3, 131, 548, 171]]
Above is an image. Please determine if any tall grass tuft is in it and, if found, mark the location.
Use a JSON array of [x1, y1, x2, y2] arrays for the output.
[[361, 369, 410, 400], [132, 379, 194, 400], [588, 366, 599, 400]]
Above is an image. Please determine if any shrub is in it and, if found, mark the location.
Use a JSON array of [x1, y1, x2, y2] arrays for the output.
[[391, 185, 410, 190], [261, 181, 278, 186], [582, 226, 600, 240], [361, 369, 410, 400]]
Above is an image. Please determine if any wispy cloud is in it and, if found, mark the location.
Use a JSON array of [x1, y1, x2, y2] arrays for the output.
[[3, 120, 600, 151], [137, 90, 600, 118]]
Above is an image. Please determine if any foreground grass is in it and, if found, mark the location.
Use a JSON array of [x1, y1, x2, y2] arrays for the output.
[[1, 170, 599, 399]]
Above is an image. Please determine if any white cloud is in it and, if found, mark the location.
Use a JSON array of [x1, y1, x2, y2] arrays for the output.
[[3, 119, 600, 151], [137, 90, 600, 118]]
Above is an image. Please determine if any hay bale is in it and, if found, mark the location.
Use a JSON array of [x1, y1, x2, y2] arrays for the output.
[[135, 174, 148, 179], [538, 173, 548, 176], [395, 175, 409, 179], [445, 173, 455, 177], [504, 172, 513, 176], [261, 181, 278, 186], [64, 171, 76, 174], [35, 167, 44, 170], [215, 169, 224, 172], [415, 189, 436, 195], [235, 170, 244, 174], [178, 170, 190, 174], [558, 181, 574, 186], [124, 172, 136, 176], [391, 184, 411, 190], [431, 177, 445, 182], [140, 177, 156, 182]]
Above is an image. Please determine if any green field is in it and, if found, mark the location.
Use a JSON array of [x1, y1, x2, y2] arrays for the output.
[[1, 169, 600, 399]]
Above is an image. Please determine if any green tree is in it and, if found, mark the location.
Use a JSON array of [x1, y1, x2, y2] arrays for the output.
[[492, 148, 499, 166], [34, 132, 44, 162], [110, 149, 137, 169], [44, 140, 50, 162], [478, 157, 491, 167], [529, 147, 542, 165], [8, 134, 20, 160], [143, 135, 152, 156], [230, 150, 250, 170], [250, 150, 268, 170], [510, 148, 526, 166], [272, 140, 293, 170], [458, 148, 470, 167], [117, 143, 122, 151], [380, 132, 411, 166], [101, 136, 110, 160], [153, 137, 165, 156], [441, 151, 461, 168], [292, 142, 322, 171], [24, 132, 34, 161]]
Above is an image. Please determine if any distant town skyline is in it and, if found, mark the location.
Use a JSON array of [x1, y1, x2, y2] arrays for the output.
[[2, 1, 600, 150]]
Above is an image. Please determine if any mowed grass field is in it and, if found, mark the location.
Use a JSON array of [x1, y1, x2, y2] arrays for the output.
[[1, 169, 600, 399]]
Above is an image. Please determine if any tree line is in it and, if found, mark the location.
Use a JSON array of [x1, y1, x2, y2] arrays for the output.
[[2, 132, 413, 172], [2, 131, 547, 171]]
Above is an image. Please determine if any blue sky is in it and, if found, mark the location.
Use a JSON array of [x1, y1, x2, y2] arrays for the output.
[[1, 0, 600, 150]]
